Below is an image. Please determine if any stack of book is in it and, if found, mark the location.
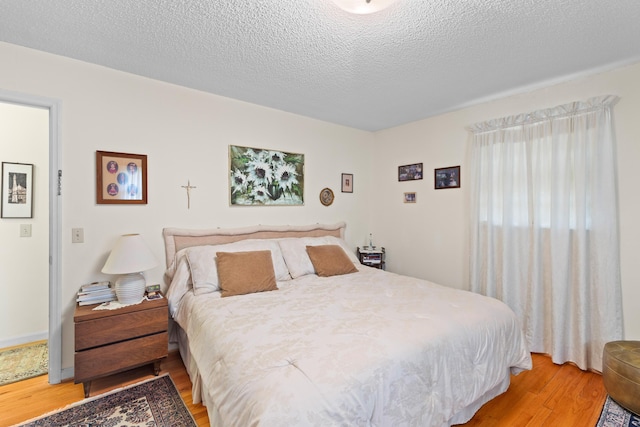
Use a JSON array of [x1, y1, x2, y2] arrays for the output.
[[361, 252, 383, 265], [76, 281, 116, 306]]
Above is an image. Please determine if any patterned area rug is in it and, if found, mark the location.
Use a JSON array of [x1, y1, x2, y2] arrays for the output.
[[597, 396, 640, 427], [0, 341, 48, 386], [16, 374, 197, 426]]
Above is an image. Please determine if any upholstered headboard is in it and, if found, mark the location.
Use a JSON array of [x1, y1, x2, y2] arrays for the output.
[[162, 222, 346, 268]]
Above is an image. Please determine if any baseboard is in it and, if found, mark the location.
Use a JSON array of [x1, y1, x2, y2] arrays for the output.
[[61, 367, 74, 382], [0, 331, 48, 349]]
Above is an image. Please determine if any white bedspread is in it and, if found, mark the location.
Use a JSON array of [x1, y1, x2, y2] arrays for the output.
[[172, 267, 531, 427]]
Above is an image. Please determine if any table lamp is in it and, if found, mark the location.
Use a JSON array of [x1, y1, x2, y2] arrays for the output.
[[101, 234, 158, 304]]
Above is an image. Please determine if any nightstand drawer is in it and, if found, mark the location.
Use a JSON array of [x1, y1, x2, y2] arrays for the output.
[[74, 332, 168, 382], [75, 306, 167, 351]]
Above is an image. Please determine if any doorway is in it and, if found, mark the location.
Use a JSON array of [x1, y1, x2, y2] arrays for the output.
[[0, 91, 61, 384]]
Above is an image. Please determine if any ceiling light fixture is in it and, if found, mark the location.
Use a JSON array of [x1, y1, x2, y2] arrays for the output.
[[331, 0, 398, 14]]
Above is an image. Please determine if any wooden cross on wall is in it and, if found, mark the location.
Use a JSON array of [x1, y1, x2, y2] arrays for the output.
[[181, 180, 196, 209]]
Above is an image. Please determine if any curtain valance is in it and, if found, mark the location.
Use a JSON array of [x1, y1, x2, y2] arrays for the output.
[[466, 95, 619, 134]]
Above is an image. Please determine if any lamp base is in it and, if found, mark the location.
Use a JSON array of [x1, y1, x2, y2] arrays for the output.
[[115, 272, 146, 304]]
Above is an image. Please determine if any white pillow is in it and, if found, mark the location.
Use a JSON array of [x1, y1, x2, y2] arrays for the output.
[[165, 247, 191, 282], [166, 256, 192, 317], [278, 236, 359, 279], [186, 239, 291, 295]]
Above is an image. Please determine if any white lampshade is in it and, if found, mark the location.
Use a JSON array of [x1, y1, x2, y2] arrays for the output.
[[102, 234, 158, 304], [331, 0, 398, 14]]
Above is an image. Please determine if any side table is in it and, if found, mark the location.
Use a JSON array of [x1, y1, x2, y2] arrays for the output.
[[74, 295, 168, 397], [357, 247, 386, 269]]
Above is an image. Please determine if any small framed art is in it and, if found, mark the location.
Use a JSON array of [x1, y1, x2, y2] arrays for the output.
[[403, 192, 416, 203], [434, 165, 460, 189], [341, 173, 353, 193], [398, 163, 423, 181], [96, 151, 148, 204], [319, 188, 335, 206], [1, 162, 34, 218]]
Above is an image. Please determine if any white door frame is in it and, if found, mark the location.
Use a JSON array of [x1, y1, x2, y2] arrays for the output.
[[1, 89, 62, 384]]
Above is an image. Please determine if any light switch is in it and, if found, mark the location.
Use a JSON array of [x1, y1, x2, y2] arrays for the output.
[[72, 228, 84, 243], [20, 224, 32, 237]]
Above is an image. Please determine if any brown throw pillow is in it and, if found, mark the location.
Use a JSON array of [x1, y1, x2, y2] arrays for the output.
[[216, 250, 278, 297], [306, 245, 358, 277]]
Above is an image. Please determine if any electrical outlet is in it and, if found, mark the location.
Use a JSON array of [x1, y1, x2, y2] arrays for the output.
[[72, 228, 84, 243], [20, 224, 32, 237]]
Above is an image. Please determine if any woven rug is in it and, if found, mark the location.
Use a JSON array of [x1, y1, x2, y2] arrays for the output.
[[597, 396, 640, 427], [0, 341, 48, 386], [15, 374, 197, 427]]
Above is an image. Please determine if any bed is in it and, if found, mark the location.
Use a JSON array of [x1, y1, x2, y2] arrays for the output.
[[163, 222, 532, 427]]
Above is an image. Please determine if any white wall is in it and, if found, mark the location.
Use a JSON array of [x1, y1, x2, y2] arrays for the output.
[[0, 42, 375, 373], [372, 61, 640, 341], [0, 102, 49, 347]]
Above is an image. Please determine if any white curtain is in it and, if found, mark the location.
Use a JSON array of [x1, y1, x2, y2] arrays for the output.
[[467, 95, 622, 371]]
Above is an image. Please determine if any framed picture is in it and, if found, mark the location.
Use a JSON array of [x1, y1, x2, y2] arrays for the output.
[[434, 165, 460, 189], [319, 187, 334, 206], [229, 145, 304, 206], [1, 162, 34, 218], [96, 151, 147, 204], [341, 173, 353, 193], [398, 163, 423, 181], [403, 192, 416, 203]]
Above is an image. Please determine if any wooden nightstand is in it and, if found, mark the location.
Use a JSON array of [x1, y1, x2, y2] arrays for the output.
[[357, 247, 386, 269], [74, 295, 168, 397]]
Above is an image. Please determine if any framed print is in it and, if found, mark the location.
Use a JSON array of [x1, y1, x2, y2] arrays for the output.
[[229, 145, 304, 206], [398, 163, 423, 181], [434, 165, 460, 189], [96, 151, 147, 204], [1, 162, 33, 218], [403, 192, 416, 203], [319, 188, 334, 206], [341, 173, 353, 193]]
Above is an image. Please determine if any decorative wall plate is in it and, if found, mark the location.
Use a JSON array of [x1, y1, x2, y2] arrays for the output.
[[319, 188, 334, 206]]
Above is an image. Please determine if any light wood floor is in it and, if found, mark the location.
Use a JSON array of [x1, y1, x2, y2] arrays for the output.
[[0, 351, 606, 427]]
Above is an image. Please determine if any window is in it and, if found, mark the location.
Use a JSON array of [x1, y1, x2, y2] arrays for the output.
[[467, 96, 622, 372]]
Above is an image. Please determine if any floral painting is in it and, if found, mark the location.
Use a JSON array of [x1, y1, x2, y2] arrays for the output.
[[229, 145, 304, 206]]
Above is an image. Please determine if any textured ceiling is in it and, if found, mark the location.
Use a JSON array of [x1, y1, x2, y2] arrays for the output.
[[1, 0, 639, 131]]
